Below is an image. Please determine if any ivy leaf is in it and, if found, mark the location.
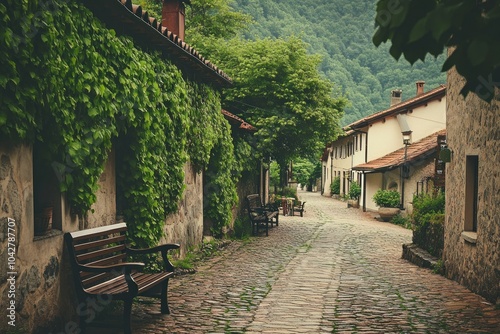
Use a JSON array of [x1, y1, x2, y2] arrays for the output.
[[467, 40, 489, 66]]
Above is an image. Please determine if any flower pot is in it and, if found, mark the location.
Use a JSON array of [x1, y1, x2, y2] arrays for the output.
[[378, 207, 400, 222], [35, 207, 53, 235], [347, 199, 359, 208]]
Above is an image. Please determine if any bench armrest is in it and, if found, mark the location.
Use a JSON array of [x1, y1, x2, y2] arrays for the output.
[[126, 244, 180, 272], [126, 243, 180, 255], [78, 262, 143, 295]]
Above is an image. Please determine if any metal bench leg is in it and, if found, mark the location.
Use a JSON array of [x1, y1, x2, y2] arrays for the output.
[[124, 299, 133, 334], [161, 280, 170, 314], [78, 303, 88, 334]]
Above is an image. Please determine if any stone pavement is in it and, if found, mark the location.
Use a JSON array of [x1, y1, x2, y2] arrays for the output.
[[125, 190, 500, 334]]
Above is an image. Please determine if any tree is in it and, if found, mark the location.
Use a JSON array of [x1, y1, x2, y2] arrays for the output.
[[373, 0, 500, 102], [181, 1, 347, 186], [219, 37, 346, 185]]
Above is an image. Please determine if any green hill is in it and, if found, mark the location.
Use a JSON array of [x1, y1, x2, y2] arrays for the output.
[[232, 0, 446, 125]]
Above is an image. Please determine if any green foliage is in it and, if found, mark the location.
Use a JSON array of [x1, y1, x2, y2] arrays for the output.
[[1, 0, 236, 247], [232, 216, 252, 240], [186, 0, 252, 41], [307, 162, 322, 189], [349, 181, 361, 200], [411, 190, 445, 257], [373, 189, 400, 207], [373, 0, 500, 102], [280, 186, 298, 200], [204, 125, 239, 238], [269, 161, 280, 189], [221, 37, 345, 166], [293, 158, 317, 187], [432, 259, 445, 276], [390, 214, 412, 229], [330, 176, 341, 195], [232, 0, 446, 125]]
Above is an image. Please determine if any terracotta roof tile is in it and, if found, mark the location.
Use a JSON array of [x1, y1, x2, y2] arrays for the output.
[[81, 0, 232, 87], [222, 109, 256, 131], [352, 129, 446, 172]]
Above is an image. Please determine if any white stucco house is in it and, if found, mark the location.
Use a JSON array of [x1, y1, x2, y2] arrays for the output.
[[322, 82, 446, 213]]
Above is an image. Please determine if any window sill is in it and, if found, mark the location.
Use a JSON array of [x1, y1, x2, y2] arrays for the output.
[[34, 229, 63, 241], [461, 231, 477, 245]]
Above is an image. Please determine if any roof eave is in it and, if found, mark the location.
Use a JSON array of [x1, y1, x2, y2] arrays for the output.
[[81, 0, 232, 88]]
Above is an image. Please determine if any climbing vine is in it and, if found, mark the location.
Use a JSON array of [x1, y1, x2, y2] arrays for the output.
[[0, 0, 239, 247]]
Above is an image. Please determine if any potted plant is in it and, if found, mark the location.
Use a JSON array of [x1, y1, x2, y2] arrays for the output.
[[347, 181, 361, 208], [373, 189, 400, 221], [35, 206, 53, 235], [330, 176, 340, 199]]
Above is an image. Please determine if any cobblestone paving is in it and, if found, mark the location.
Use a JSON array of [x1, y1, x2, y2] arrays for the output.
[[126, 190, 499, 334]]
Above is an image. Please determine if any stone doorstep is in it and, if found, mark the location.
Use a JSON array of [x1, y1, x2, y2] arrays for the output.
[[402, 243, 440, 269]]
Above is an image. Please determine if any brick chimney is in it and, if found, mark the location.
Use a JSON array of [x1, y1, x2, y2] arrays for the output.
[[416, 81, 425, 96], [162, 0, 187, 40], [390, 89, 402, 106]]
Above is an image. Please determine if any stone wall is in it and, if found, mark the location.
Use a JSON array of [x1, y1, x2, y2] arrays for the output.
[[0, 142, 209, 332], [0, 142, 75, 333], [444, 69, 500, 305], [163, 164, 204, 257]]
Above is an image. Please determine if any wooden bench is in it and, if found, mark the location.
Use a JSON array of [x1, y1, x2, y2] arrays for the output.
[[246, 194, 279, 236], [292, 201, 306, 217], [64, 223, 180, 334]]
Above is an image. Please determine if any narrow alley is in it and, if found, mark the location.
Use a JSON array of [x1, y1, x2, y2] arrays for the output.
[[127, 190, 500, 334]]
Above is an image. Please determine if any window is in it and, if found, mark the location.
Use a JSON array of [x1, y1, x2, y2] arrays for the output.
[[464, 155, 479, 232], [33, 141, 62, 238]]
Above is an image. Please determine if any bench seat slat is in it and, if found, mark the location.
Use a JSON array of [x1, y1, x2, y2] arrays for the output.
[[85, 272, 172, 295]]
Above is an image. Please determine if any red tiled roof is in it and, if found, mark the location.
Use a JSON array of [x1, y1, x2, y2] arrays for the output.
[[344, 85, 446, 130], [222, 109, 256, 131], [352, 129, 446, 172], [81, 0, 232, 87]]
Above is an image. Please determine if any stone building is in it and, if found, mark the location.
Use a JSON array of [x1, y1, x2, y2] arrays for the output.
[[0, 0, 244, 332], [444, 68, 500, 305]]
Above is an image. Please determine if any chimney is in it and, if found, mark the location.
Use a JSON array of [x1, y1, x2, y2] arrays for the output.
[[390, 89, 402, 106], [162, 0, 187, 41], [416, 81, 425, 96]]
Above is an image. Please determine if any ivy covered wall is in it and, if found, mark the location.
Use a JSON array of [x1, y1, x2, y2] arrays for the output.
[[0, 0, 242, 247]]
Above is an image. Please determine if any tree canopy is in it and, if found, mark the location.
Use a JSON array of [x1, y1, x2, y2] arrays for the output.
[[231, 0, 446, 124], [220, 37, 345, 165], [177, 0, 346, 178], [373, 0, 500, 102]]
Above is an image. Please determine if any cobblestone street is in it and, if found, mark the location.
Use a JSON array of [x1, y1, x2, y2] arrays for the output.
[[125, 190, 500, 334]]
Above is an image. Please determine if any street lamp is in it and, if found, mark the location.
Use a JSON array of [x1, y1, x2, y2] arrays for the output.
[[400, 131, 412, 209]]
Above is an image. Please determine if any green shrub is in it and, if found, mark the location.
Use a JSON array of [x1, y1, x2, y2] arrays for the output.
[[411, 191, 445, 257], [349, 181, 361, 200], [281, 186, 298, 200], [390, 214, 412, 229], [233, 216, 252, 240], [373, 189, 400, 207], [330, 176, 341, 195]]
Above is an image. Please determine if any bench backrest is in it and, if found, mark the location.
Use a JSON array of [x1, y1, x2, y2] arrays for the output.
[[65, 223, 129, 290], [246, 194, 263, 210]]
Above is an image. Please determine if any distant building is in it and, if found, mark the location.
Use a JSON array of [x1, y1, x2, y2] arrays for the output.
[[322, 82, 446, 213]]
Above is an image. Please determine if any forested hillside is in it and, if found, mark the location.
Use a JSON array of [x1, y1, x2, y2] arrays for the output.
[[232, 0, 446, 125]]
